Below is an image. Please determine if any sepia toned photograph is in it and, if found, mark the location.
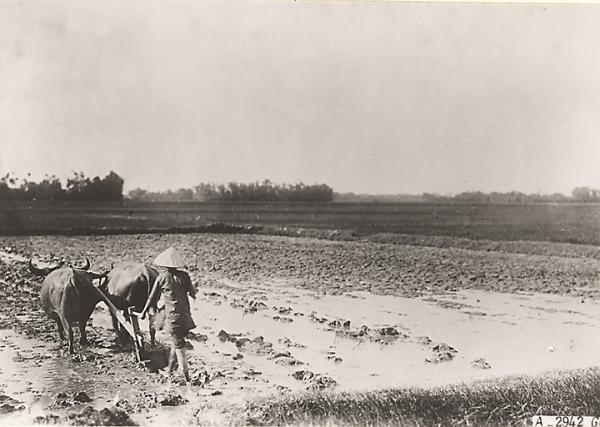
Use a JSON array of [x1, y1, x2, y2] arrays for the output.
[[1, 0, 600, 425]]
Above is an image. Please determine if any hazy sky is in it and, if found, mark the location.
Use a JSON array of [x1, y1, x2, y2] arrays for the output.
[[2, 1, 599, 195]]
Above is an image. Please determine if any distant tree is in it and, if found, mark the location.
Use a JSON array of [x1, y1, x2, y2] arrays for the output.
[[0, 171, 124, 201], [572, 187, 594, 202], [0, 173, 15, 200], [176, 188, 194, 200], [99, 171, 124, 200], [128, 188, 149, 200], [126, 180, 334, 202]]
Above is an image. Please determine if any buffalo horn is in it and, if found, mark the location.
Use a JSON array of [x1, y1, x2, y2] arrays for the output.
[[28, 259, 60, 276], [28, 259, 47, 276], [88, 269, 109, 280]]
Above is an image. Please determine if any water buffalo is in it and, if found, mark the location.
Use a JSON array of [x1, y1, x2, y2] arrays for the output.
[[104, 262, 160, 346], [29, 258, 108, 354]]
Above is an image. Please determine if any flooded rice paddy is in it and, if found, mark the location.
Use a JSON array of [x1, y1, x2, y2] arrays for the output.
[[1, 232, 600, 424], [3, 280, 600, 424]]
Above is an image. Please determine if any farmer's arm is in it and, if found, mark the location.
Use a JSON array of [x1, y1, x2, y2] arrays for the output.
[[140, 276, 162, 319], [185, 273, 196, 299]]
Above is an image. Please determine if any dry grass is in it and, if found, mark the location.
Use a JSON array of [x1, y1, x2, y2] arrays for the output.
[[244, 368, 600, 426]]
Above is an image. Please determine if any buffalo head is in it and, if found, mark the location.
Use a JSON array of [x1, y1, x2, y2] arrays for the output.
[[29, 257, 107, 283], [28, 259, 62, 276]]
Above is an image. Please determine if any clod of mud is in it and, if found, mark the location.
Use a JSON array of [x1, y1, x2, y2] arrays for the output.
[[292, 370, 315, 381], [48, 391, 93, 409], [291, 370, 337, 390], [344, 324, 370, 338], [426, 343, 458, 364], [378, 326, 401, 336], [64, 405, 137, 426], [230, 298, 268, 313], [217, 329, 243, 343], [190, 369, 225, 387], [307, 375, 337, 391], [471, 358, 492, 369], [326, 352, 343, 364], [431, 343, 458, 354], [278, 337, 306, 349], [310, 312, 328, 323], [328, 319, 351, 328], [236, 336, 273, 355], [426, 352, 455, 364], [268, 350, 291, 359], [274, 356, 304, 366], [0, 394, 25, 414], [134, 392, 161, 409], [274, 306, 293, 315], [34, 414, 61, 424], [331, 323, 408, 343], [243, 368, 263, 379], [159, 393, 188, 406], [272, 316, 293, 323]]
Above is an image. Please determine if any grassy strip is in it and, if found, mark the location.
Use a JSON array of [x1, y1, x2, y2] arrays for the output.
[[244, 368, 600, 426]]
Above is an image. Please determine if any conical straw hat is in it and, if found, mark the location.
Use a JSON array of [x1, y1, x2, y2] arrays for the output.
[[153, 247, 186, 268]]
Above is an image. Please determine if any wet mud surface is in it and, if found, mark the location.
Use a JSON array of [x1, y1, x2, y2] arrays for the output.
[[1, 233, 600, 424]]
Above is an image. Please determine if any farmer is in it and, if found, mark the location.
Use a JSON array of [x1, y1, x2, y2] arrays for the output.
[[140, 247, 197, 381]]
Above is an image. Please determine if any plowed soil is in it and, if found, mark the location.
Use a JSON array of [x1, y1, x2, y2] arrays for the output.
[[1, 232, 599, 425]]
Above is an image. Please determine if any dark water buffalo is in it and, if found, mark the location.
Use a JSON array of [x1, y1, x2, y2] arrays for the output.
[[104, 262, 160, 345], [29, 258, 108, 354]]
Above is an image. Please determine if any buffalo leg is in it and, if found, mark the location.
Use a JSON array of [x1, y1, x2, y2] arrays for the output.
[[62, 318, 74, 354], [111, 312, 128, 342], [51, 313, 65, 341], [119, 310, 131, 342], [68, 327, 74, 354], [79, 320, 88, 345], [110, 313, 120, 336]]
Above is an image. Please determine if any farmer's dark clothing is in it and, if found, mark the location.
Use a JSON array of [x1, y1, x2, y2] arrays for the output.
[[153, 269, 196, 341]]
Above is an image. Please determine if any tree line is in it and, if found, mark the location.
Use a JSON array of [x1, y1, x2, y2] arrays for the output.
[[128, 180, 334, 202], [0, 171, 124, 201], [421, 187, 600, 204], [2, 170, 598, 204]]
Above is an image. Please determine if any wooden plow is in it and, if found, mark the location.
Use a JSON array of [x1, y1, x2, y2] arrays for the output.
[[92, 284, 149, 365]]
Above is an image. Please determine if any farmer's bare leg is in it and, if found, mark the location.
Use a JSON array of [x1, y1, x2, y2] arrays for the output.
[[167, 342, 177, 373], [175, 348, 189, 382], [148, 310, 156, 347]]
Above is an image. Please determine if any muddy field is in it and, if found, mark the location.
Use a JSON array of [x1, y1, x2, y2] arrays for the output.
[[3, 201, 600, 245], [1, 232, 600, 425]]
